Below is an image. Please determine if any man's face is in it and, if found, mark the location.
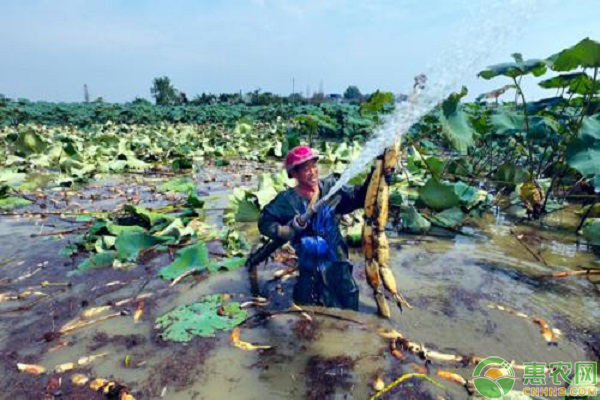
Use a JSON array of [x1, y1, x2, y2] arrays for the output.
[[292, 159, 319, 187]]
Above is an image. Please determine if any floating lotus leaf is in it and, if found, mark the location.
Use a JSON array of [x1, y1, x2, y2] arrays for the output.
[[115, 233, 170, 262], [159, 242, 210, 280], [208, 256, 247, 272], [123, 205, 174, 229], [155, 294, 247, 341], [0, 196, 32, 210], [158, 177, 196, 194], [69, 251, 116, 276], [105, 222, 146, 236]]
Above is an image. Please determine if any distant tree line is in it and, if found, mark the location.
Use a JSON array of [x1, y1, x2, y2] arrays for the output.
[[148, 76, 380, 107]]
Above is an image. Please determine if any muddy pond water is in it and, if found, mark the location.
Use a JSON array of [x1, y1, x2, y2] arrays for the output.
[[0, 164, 598, 400]]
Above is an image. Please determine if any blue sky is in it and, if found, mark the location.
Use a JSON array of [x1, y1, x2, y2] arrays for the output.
[[1, 0, 599, 102]]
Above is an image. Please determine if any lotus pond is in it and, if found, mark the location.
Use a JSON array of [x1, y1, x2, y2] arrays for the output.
[[1, 37, 600, 400], [0, 160, 598, 400]]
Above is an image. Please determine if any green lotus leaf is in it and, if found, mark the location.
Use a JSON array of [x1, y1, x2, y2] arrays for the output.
[[401, 206, 431, 234], [439, 87, 475, 154], [429, 207, 464, 228], [208, 256, 247, 272], [105, 222, 147, 236], [566, 114, 600, 189], [548, 37, 600, 71], [155, 294, 247, 341], [539, 72, 597, 94], [418, 178, 460, 211], [14, 128, 47, 156], [123, 204, 174, 229], [490, 108, 524, 136], [159, 242, 209, 280], [479, 59, 547, 79], [226, 188, 261, 222], [69, 251, 116, 276], [115, 232, 169, 262], [186, 193, 205, 209], [582, 218, 600, 246], [0, 196, 32, 209], [158, 177, 196, 193]]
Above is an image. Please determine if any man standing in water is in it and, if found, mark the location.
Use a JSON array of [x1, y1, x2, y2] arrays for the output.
[[258, 146, 371, 310]]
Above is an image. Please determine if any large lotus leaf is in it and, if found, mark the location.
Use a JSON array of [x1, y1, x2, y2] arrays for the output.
[[525, 97, 565, 114], [208, 256, 247, 272], [271, 169, 294, 192], [105, 222, 147, 236], [159, 242, 209, 280], [155, 294, 247, 341], [106, 159, 128, 172], [158, 177, 196, 194], [527, 116, 560, 144], [548, 37, 600, 71], [490, 108, 524, 135], [123, 205, 174, 228], [453, 181, 484, 208], [430, 207, 464, 228], [125, 156, 149, 170], [234, 122, 253, 135], [115, 233, 169, 262], [539, 72, 597, 94], [0, 170, 27, 188], [566, 114, 600, 188], [424, 156, 445, 179], [14, 129, 47, 156], [478, 59, 547, 79], [582, 218, 600, 246], [69, 251, 116, 276], [0, 196, 32, 210], [439, 86, 474, 154], [256, 173, 279, 207], [401, 206, 431, 234], [227, 188, 261, 222], [418, 178, 460, 211]]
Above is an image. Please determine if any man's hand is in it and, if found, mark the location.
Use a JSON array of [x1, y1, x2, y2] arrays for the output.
[[276, 225, 296, 241], [276, 215, 307, 241]]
